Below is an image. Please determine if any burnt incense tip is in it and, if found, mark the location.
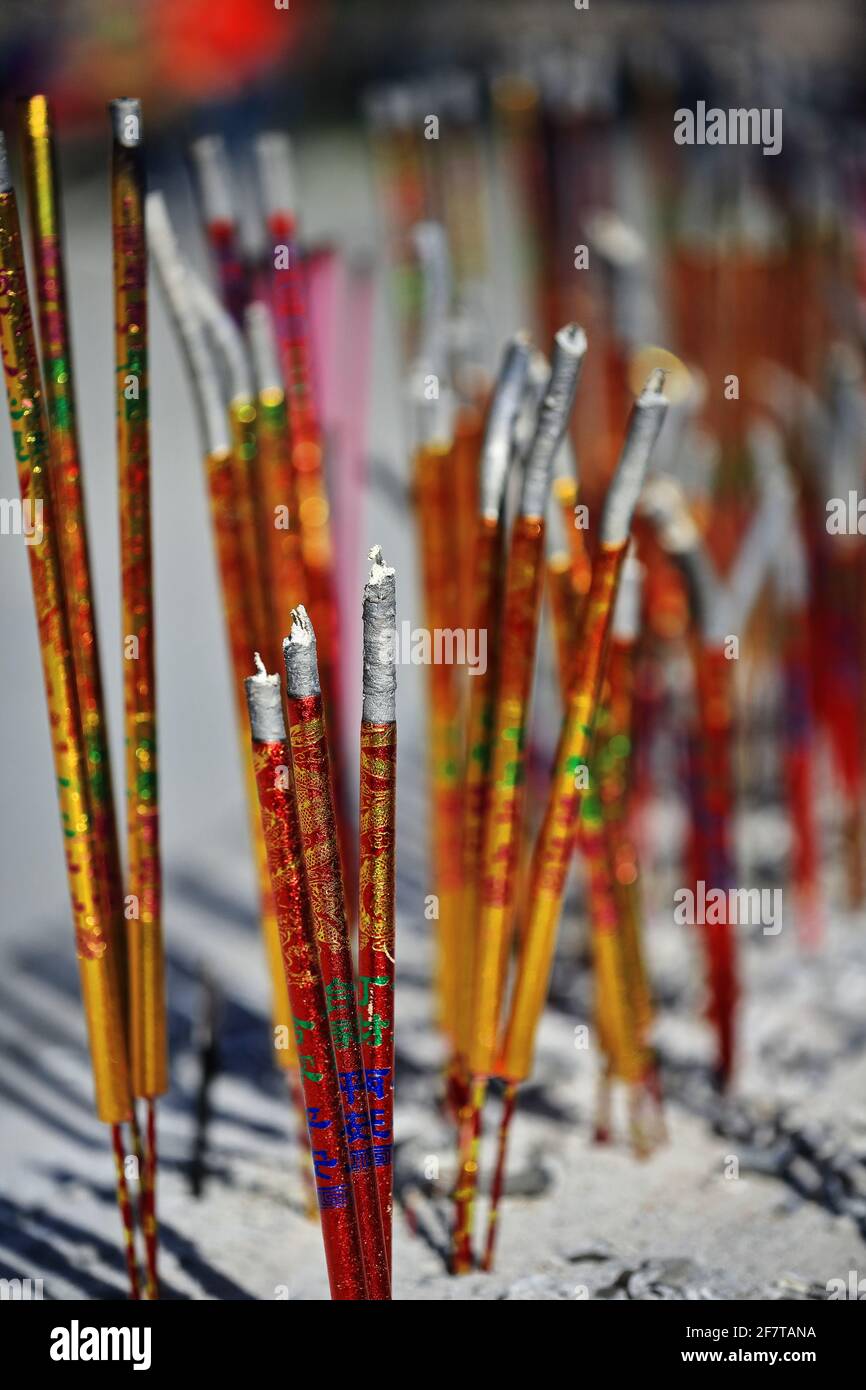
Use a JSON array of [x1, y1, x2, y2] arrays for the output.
[[367, 543, 395, 589], [599, 367, 671, 547], [0, 134, 11, 194], [110, 98, 143, 147], [363, 546, 397, 723], [643, 366, 668, 398], [244, 658, 286, 744], [289, 604, 314, 645], [556, 322, 589, 358], [284, 607, 321, 698]]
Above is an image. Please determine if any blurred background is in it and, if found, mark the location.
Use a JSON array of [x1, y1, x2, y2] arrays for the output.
[[3, 0, 866, 1301]]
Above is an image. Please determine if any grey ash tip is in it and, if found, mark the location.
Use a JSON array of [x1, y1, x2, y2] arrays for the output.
[[599, 368, 670, 547], [283, 605, 321, 699], [110, 98, 143, 148], [244, 654, 287, 743], [642, 366, 668, 399], [363, 545, 397, 724], [519, 322, 588, 517]]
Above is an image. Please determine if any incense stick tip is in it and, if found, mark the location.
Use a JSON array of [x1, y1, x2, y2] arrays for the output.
[[555, 322, 588, 359], [244, 662, 285, 742], [363, 547, 397, 722], [367, 544, 396, 589], [644, 366, 668, 397], [283, 608, 320, 698], [288, 605, 315, 646]]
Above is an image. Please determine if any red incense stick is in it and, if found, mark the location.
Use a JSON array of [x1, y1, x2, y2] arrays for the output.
[[359, 547, 397, 1270], [245, 659, 368, 1299]]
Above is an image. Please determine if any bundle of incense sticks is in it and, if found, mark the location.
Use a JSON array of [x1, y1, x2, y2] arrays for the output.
[[478, 368, 670, 1270], [452, 324, 587, 1270], [548, 526, 655, 1151], [0, 122, 147, 1295], [146, 194, 314, 1201], [279, 577, 395, 1299], [247, 654, 367, 1297]]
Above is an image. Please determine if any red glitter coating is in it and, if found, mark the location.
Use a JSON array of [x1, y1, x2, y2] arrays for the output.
[[252, 737, 368, 1300], [287, 696, 391, 1299]]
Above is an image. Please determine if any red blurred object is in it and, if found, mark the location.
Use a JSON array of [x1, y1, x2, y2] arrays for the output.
[[47, 0, 303, 128]]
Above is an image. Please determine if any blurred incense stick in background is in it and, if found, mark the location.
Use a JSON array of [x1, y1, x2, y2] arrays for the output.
[[147, 193, 312, 1194]]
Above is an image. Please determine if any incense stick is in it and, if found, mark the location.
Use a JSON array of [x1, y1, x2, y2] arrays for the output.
[[147, 193, 302, 1103], [284, 609, 392, 1299], [469, 326, 587, 1089], [0, 131, 135, 1288], [359, 547, 397, 1270], [190, 134, 249, 323], [258, 132, 350, 894], [188, 269, 273, 666], [246, 658, 368, 1298], [452, 333, 530, 1272], [111, 99, 164, 1299], [20, 94, 129, 1023], [245, 299, 307, 663]]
